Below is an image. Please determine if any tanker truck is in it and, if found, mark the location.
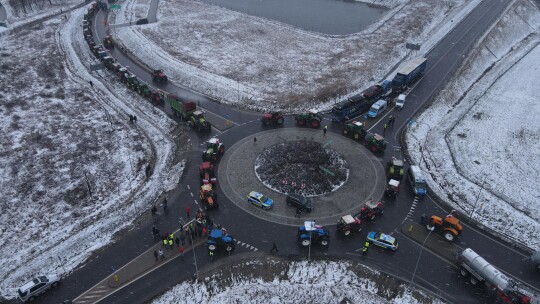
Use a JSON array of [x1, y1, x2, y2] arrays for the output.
[[457, 248, 534, 304]]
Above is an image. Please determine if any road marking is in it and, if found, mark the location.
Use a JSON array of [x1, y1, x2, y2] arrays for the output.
[[187, 185, 190, 190], [194, 199, 198, 205], [190, 192, 193, 197]]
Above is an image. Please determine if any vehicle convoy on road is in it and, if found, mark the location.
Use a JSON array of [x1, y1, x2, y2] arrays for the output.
[[342, 121, 366, 141], [391, 57, 427, 93], [366, 232, 398, 251], [337, 200, 384, 236], [457, 248, 534, 304], [165, 95, 211, 131], [261, 112, 284, 126], [207, 228, 235, 253], [202, 138, 225, 162], [298, 221, 330, 247], [295, 110, 322, 128], [364, 133, 387, 153], [420, 214, 463, 241], [18, 275, 60, 302], [247, 191, 273, 209]]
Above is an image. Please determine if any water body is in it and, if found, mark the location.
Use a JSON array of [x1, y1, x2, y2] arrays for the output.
[[201, 0, 388, 35]]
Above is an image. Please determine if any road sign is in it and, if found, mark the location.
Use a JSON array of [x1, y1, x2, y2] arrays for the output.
[[319, 166, 335, 177], [111, 4, 121, 9]]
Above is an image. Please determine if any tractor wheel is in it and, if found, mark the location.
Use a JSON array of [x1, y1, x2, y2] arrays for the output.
[[460, 268, 469, 277], [311, 120, 320, 128], [353, 133, 360, 140], [208, 244, 217, 251], [444, 231, 456, 242], [342, 129, 348, 135], [344, 230, 351, 236], [300, 239, 311, 247], [320, 238, 329, 246], [226, 245, 233, 251], [298, 119, 306, 126], [276, 118, 284, 125], [470, 276, 478, 285], [426, 224, 435, 231]]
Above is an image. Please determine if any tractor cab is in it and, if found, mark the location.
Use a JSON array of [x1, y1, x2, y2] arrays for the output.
[[358, 199, 383, 220], [152, 69, 168, 83], [149, 90, 165, 106], [387, 157, 405, 180], [384, 179, 400, 199], [337, 214, 363, 236], [202, 138, 225, 162]]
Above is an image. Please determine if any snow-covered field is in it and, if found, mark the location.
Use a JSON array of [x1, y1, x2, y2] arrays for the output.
[[153, 258, 443, 304], [0, 2, 186, 299], [407, 0, 540, 250], [111, 0, 475, 112]]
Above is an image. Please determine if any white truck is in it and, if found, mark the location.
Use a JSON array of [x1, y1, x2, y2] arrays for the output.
[[457, 248, 535, 304]]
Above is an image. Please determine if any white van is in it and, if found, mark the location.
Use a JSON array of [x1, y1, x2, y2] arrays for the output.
[[367, 99, 387, 118], [407, 165, 427, 196], [396, 94, 406, 109]]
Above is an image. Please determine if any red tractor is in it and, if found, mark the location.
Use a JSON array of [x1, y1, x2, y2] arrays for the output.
[[336, 199, 384, 236], [103, 35, 114, 49], [152, 69, 168, 84], [199, 162, 217, 185], [148, 90, 165, 106], [261, 112, 284, 126]]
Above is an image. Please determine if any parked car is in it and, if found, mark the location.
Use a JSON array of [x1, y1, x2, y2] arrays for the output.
[[395, 94, 406, 109], [247, 191, 273, 209], [286, 193, 312, 212], [366, 232, 398, 251], [135, 18, 148, 25], [18, 275, 60, 302], [367, 99, 387, 118]]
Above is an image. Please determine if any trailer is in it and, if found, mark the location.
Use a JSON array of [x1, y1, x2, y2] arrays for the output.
[[331, 94, 372, 122], [457, 248, 534, 304], [391, 57, 427, 93]]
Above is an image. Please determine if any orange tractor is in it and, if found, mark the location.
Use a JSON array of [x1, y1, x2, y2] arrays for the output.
[[420, 214, 463, 241], [200, 184, 218, 210]]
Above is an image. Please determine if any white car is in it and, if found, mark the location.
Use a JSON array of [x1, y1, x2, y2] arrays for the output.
[[395, 94, 406, 109], [18, 274, 60, 302]]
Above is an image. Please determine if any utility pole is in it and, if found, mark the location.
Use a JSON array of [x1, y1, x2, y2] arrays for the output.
[[470, 176, 487, 219], [410, 227, 433, 291]]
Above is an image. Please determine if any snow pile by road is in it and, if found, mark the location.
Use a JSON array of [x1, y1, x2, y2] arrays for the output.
[[111, 0, 474, 112], [153, 259, 442, 304], [0, 3, 184, 299], [406, 0, 540, 250]]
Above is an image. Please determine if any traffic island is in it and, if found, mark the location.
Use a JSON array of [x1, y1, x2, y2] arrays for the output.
[[219, 128, 386, 226]]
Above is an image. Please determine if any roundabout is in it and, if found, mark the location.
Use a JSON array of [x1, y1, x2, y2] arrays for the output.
[[218, 128, 387, 226]]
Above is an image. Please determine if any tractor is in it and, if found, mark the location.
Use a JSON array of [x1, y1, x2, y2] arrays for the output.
[[149, 90, 165, 106], [102, 56, 115, 70], [103, 35, 114, 49], [199, 161, 217, 185], [200, 184, 218, 210], [125, 74, 141, 91], [337, 199, 385, 235], [151, 69, 168, 84], [207, 228, 234, 253], [117, 67, 128, 81], [261, 112, 284, 126], [420, 214, 463, 242], [189, 110, 211, 132], [387, 158, 405, 181], [97, 50, 108, 61], [92, 45, 102, 58], [297, 221, 330, 247], [342, 121, 367, 141], [384, 179, 400, 199], [295, 110, 322, 128], [137, 83, 152, 98], [364, 133, 387, 153], [202, 138, 225, 162]]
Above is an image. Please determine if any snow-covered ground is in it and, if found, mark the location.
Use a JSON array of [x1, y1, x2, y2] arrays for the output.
[[111, 0, 476, 112], [407, 0, 540, 250], [0, 2, 186, 300], [153, 258, 443, 304]]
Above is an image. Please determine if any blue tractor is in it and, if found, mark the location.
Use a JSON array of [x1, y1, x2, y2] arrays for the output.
[[207, 228, 235, 253], [297, 221, 330, 247]]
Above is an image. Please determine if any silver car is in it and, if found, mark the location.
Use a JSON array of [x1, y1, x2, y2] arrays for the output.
[[18, 274, 60, 302]]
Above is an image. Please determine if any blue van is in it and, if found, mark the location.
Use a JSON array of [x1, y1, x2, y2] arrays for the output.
[[367, 99, 387, 118], [407, 165, 427, 196]]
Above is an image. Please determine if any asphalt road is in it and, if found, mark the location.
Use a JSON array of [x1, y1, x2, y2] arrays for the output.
[[30, 0, 540, 303]]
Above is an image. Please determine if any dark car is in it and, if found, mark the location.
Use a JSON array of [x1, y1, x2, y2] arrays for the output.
[[286, 194, 312, 212], [135, 18, 148, 25]]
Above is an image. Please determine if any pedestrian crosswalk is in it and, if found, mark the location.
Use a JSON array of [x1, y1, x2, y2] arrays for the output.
[[73, 285, 110, 304], [402, 196, 420, 224], [236, 240, 258, 252]]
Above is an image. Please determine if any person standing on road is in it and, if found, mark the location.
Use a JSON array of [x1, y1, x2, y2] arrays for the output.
[[270, 241, 278, 253], [362, 241, 370, 255], [179, 246, 184, 257], [388, 115, 395, 127], [180, 234, 186, 246], [254, 137, 257, 143], [168, 238, 173, 249], [383, 123, 388, 136], [295, 208, 302, 218], [185, 206, 191, 218], [175, 236, 180, 247], [159, 249, 164, 260], [323, 125, 328, 136], [151, 205, 157, 217], [153, 250, 158, 261], [163, 198, 168, 214]]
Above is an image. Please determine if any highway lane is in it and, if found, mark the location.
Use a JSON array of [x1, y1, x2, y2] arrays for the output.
[[33, 0, 540, 303]]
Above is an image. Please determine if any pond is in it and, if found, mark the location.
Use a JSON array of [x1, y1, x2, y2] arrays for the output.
[[200, 0, 388, 35]]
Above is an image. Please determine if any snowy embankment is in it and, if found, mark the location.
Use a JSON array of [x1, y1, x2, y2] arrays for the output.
[[407, 0, 540, 250], [0, 4, 184, 300], [153, 258, 442, 304], [110, 0, 473, 112]]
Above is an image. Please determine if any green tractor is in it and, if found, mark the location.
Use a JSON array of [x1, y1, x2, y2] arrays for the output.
[[137, 83, 152, 98], [202, 138, 225, 162], [342, 121, 367, 141], [387, 157, 405, 181], [364, 133, 387, 153], [189, 110, 211, 132], [295, 110, 322, 128], [102, 56, 115, 70], [126, 74, 141, 91]]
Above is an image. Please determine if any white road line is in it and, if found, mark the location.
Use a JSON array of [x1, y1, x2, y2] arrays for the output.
[[190, 192, 193, 197], [186, 185, 190, 190], [194, 199, 198, 205], [241, 242, 245, 247], [253, 248, 258, 252], [237, 240, 241, 244]]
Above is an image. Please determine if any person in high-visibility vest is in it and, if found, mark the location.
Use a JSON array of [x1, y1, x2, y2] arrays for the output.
[[362, 241, 370, 255], [168, 238, 173, 249], [163, 238, 168, 247]]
